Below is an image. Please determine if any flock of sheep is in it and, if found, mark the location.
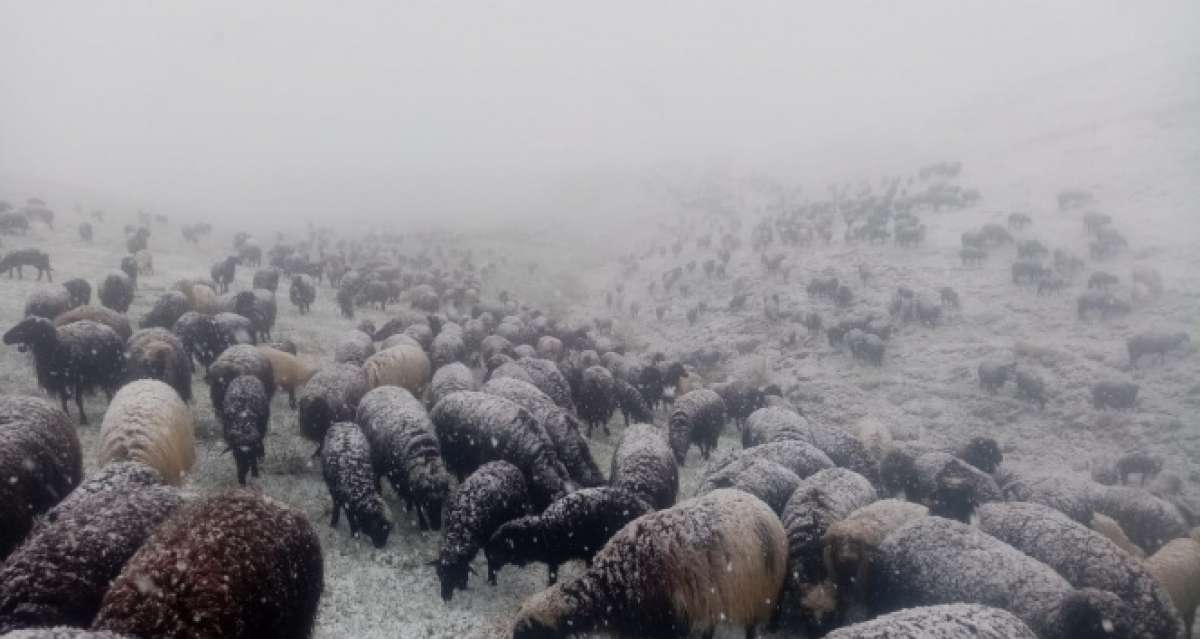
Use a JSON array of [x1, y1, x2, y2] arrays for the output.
[[0, 163, 1195, 639]]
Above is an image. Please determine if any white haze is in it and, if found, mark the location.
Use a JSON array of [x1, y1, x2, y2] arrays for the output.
[[1, 1, 1197, 227]]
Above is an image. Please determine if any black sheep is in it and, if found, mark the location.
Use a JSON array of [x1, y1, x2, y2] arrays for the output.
[[1091, 380, 1138, 410], [430, 391, 570, 508], [118, 256, 138, 289], [954, 436, 1003, 474], [212, 311, 257, 346], [613, 378, 652, 425], [609, 422, 678, 509], [667, 388, 726, 464], [3, 318, 124, 424], [0, 484, 182, 633], [97, 271, 134, 313], [430, 361, 476, 406], [437, 461, 529, 601], [0, 248, 52, 281], [710, 379, 766, 429], [0, 396, 82, 560], [171, 311, 224, 370], [252, 267, 281, 292], [206, 344, 275, 420], [509, 357, 575, 411], [138, 291, 191, 329], [297, 363, 369, 451], [576, 365, 617, 436], [92, 489, 324, 639], [220, 374, 270, 485], [289, 274, 316, 314], [62, 278, 91, 308], [333, 329, 374, 365], [227, 289, 276, 341], [781, 468, 877, 592], [695, 456, 801, 515], [40, 461, 160, 527], [430, 325, 466, 369], [123, 328, 192, 402], [321, 422, 392, 547], [485, 487, 651, 585], [907, 451, 1001, 521], [356, 386, 452, 530], [210, 255, 237, 293]]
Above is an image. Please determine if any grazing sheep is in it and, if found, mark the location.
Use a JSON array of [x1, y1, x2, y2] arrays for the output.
[[97, 271, 134, 313], [485, 487, 651, 586], [213, 311, 256, 345], [667, 388, 726, 464], [363, 344, 431, 395], [907, 451, 1001, 521], [239, 289, 277, 341], [710, 379, 767, 430], [1090, 484, 1187, 554], [53, 305, 132, 341], [256, 345, 317, 408], [3, 318, 124, 424], [173, 280, 220, 314], [976, 501, 1182, 639], [218, 374, 270, 485], [613, 378, 652, 425], [511, 489, 786, 639], [62, 278, 91, 308], [289, 274, 316, 314], [98, 380, 196, 485], [997, 469, 1099, 524], [24, 286, 71, 319], [1015, 367, 1047, 409], [0, 396, 82, 560], [483, 377, 605, 488], [356, 386, 452, 530], [742, 406, 811, 447], [333, 329, 375, 365], [536, 335, 563, 361], [252, 267, 281, 292], [92, 489, 324, 639], [1128, 330, 1190, 366], [430, 325, 467, 369], [1146, 538, 1200, 639], [744, 407, 880, 483], [431, 362, 476, 406], [954, 436, 1003, 474], [0, 484, 182, 633], [609, 423, 678, 509], [1112, 450, 1162, 485], [509, 357, 576, 412], [297, 363, 369, 451], [695, 456, 801, 514], [207, 344, 276, 419], [123, 328, 192, 402], [210, 255, 238, 293], [0, 248, 52, 281], [431, 391, 570, 508], [119, 256, 138, 288], [438, 461, 529, 601], [978, 360, 1015, 393], [707, 440, 835, 487], [138, 291, 190, 329], [870, 516, 1137, 639], [825, 604, 1036, 639], [321, 422, 392, 547], [1091, 379, 1139, 410], [171, 311, 223, 370], [1088, 512, 1145, 559]]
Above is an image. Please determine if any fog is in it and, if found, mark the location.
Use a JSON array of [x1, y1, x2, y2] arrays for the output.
[[1, 1, 1197, 226]]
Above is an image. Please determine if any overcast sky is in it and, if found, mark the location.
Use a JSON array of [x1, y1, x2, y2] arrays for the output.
[[1, 1, 1196, 223]]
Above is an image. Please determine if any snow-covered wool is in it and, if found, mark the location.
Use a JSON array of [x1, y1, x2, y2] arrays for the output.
[[870, 516, 1137, 639], [609, 423, 678, 510], [976, 501, 1182, 639], [207, 344, 275, 417], [2, 317, 124, 424], [333, 329, 375, 365], [430, 362, 476, 406], [53, 305, 131, 342], [1089, 484, 1187, 554], [613, 378, 652, 426], [122, 328, 192, 402], [97, 271, 133, 313], [255, 345, 317, 408], [98, 380, 196, 485], [709, 379, 766, 430], [824, 604, 1036, 639], [482, 376, 604, 487], [695, 455, 801, 515], [212, 311, 256, 346], [253, 267, 281, 292], [431, 391, 570, 508], [430, 323, 466, 369], [380, 332, 421, 351], [362, 344, 430, 396], [1088, 512, 1144, 558], [535, 335, 563, 361], [667, 388, 727, 464], [40, 461, 160, 528], [479, 334, 514, 368], [220, 375, 270, 485], [24, 286, 70, 319], [511, 489, 786, 639], [576, 365, 617, 436], [485, 487, 651, 586], [509, 357, 575, 412], [1146, 537, 1200, 638], [356, 386, 451, 530], [437, 461, 529, 601], [0, 484, 182, 632], [170, 311, 223, 370], [297, 363, 368, 450], [907, 451, 1001, 521], [288, 274, 316, 314], [92, 489, 324, 639], [321, 422, 392, 547], [138, 291, 190, 329], [0, 396, 82, 560], [954, 435, 1003, 474], [704, 440, 834, 486]]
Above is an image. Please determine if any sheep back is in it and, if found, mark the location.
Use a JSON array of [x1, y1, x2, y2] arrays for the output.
[[297, 364, 369, 445], [430, 362, 476, 406], [98, 380, 195, 485], [53, 306, 132, 342], [667, 388, 727, 464], [362, 345, 430, 396], [824, 604, 1036, 639], [333, 330, 374, 365], [123, 328, 192, 402], [695, 456, 800, 515], [781, 467, 877, 587], [610, 423, 678, 509], [207, 344, 275, 415], [437, 461, 529, 601]]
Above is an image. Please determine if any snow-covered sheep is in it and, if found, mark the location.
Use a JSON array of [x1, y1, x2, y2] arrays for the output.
[[706, 440, 835, 486], [1128, 330, 1190, 366], [253, 267, 281, 292], [609, 422, 678, 509], [437, 461, 529, 601], [430, 324, 466, 369], [356, 386, 451, 530], [744, 407, 878, 483], [954, 436, 1003, 474], [667, 388, 727, 464], [870, 516, 1137, 639], [24, 286, 70, 319], [511, 489, 786, 639], [321, 422, 392, 547], [613, 378, 652, 426], [138, 291, 190, 329], [535, 335, 563, 361], [97, 271, 134, 313], [213, 311, 256, 346], [0, 396, 82, 560], [333, 329, 375, 365], [98, 380, 196, 485], [1091, 484, 1188, 554], [362, 344, 431, 396], [976, 501, 1182, 639], [485, 487, 651, 586], [1145, 537, 1200, 638], [92, 490, 324, 639], [256, 345, 317, 408], [297, 363, 369, 451], [508, 357, 575, 412], [996, 469, 1097, 524], [1091, 380, 1139, 410], [695, 456, 800, 515], [906, 451, 1001, 521], [1, 248, 53, 281], [220, 375, 270, 485], [710, 379, 766, 430], [431, 362, 476, 406], [62, 278, 91, 308], [3, 317, 124, 424], [123, 328, 192, 402], [824, 604, 1036, 639], [171, 311, 223, 370], [482, 376, 604, 487], [742, 406, 811, 447], [39, 461, 160, 528], [576, 365, 617, 436], [289, 274, 316, 314], [0, 484, 182, 632], [207, 344, 275, 419], [479, 334, 514, 367], [431, 391, 570, 508], [53, 305, 131, 342]]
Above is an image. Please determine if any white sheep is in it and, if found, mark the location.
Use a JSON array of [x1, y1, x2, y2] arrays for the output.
[[1146, 536, 1200, 638], [256, 345, 317, 408], [363, 344, 431, 396], [98, 380, 196, 485]]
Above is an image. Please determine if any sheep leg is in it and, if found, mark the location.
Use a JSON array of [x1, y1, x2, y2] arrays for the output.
[[288, 389, 297, 409], [745, 625, 757, 639], [235, 456, 250, 486], [75, 389, 88, 425], [60, 394, 71, 418], [416, 507, 429, 531], [330, 501, 341, 527]]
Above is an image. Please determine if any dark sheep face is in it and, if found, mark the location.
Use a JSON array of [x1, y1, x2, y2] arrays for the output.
[[363, 513, 392, 548], [422, 496, 445, 531], [4, 316, 53, 347], [437, 560, 469, 601], [512, 617, 559, 639]]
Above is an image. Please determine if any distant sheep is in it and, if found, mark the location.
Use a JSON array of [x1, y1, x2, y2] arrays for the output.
[[3, 317, 124, 424], [139, 291, 191, 329], [289, 274, 316, 314], [825, 604, 1036, 639], [92, 489, 324, 639], [297, 363, 369, 451], [321, 422, 392, 547], [978, 360, 1015, 393], [511, 489, 786, 639], [0, 248, 52, 281], [362, 344, 431, 395], [256, 345, 317, 408], [219, 375, 270, 485], [437, 461, 529, 601], [252, 267, 281, 292], [1091, 379, 1138, 410], [710, 379, 766, 429], [97, 271, 134, 313], [24, 286, 70, 319], [695, 456, 800, 515], [667, 388, 727, 464], [123, 328, 192, 402], [1128, 330, 1190, 366], [609, 423, 678, 509], [207, 344, 276, 421], [53, 305, 132, 341], [98, 379, 196, 485], [210, 255, 237, 293], [0, 396, 82, 560]]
